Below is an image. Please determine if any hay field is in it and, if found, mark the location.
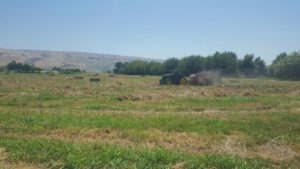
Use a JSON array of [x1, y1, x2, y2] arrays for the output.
[[0, 73, 299, 168]]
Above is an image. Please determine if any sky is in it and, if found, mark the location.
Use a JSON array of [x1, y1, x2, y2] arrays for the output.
[[0, 0, 299, 64]]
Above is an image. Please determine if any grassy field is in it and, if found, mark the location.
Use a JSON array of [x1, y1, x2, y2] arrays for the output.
[[0, 73, 299, 169]]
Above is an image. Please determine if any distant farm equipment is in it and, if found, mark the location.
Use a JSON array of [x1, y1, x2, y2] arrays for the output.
[[160, 71, 221, 86], [159, 72, 188, 85]]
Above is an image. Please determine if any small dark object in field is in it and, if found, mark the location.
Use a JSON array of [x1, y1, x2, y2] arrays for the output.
[[258, 106, 272, 110], [117, 97, 124, 101], [74, 76, 84, 80], [90, 77, 100, 82], [117, 95, 140, 101], [64, 85, 71, 89], [92, 73, 99, 76], [117, 96, 127, 101]]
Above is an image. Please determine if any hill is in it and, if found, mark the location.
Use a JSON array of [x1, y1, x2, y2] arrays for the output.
[[0, 48, 151, 72]]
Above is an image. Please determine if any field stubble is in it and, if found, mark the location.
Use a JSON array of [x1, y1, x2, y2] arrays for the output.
[[0, 73, 300, 168]]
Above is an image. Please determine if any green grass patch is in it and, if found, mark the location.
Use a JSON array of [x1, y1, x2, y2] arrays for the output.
[[1, 111, 299, 143], [0, 137, 271, 169]]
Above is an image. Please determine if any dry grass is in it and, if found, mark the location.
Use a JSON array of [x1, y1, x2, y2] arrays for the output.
[[0, 148, 40, 169], [215, 136, 299, 162], [0, 148, 6, 162], [4, 128, 210, 154], [171, 162, 186, 169], [257, 139, 297, 161], [1, 73, 300, 168], [213, 135, 250, 157], [3, 128, 299, 162]]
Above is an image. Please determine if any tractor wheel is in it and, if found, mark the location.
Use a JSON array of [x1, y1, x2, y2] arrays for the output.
[[179, 78, 188, 85]]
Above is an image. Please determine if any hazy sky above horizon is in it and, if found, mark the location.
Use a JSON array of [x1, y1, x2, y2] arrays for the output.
[[0, 0, 299, 64]]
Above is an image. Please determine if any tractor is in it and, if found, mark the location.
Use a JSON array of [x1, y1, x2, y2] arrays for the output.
[[159, 72, 188, 85]]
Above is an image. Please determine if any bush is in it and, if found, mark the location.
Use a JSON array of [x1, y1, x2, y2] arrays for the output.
[[269, 52, 300, 80], [52, 67, 82, 74], [6, 60, 41, 73]]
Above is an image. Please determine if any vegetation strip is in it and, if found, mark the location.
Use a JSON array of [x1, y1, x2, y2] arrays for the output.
[[1, 110, 299, 144], [0, 137, 272, 169], [2, 128, 298, 162]]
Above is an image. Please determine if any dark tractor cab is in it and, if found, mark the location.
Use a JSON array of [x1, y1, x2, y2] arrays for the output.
[[159, 72, 187, 85]]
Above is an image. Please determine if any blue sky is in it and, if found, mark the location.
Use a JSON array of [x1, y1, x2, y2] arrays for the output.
[[0, 0, 299, 64]]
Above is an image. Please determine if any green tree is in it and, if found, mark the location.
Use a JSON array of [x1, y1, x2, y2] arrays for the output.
[[6, 60, 41, 73], [272, 52, 288, 65], [146, 61, 163, 75], [113, 62, 126, 74], [122, 60, 147, 75], [270, 52, 300, 80], [212, 52, 238, 75], [254, 57, 267, 76], [7, 60, 18, 70], [177, 55, 206, 76], [163, 58, 178, 74], [269, 52, 288, 76], [239, 54, 255, 77]]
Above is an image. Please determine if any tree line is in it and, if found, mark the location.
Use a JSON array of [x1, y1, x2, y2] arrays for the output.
[[114, 51, 300, 80], [5, 60, 41, 73], [114, 51, 267, 77], [269, 52, 300, 80], [3, 61, 83, 74]]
